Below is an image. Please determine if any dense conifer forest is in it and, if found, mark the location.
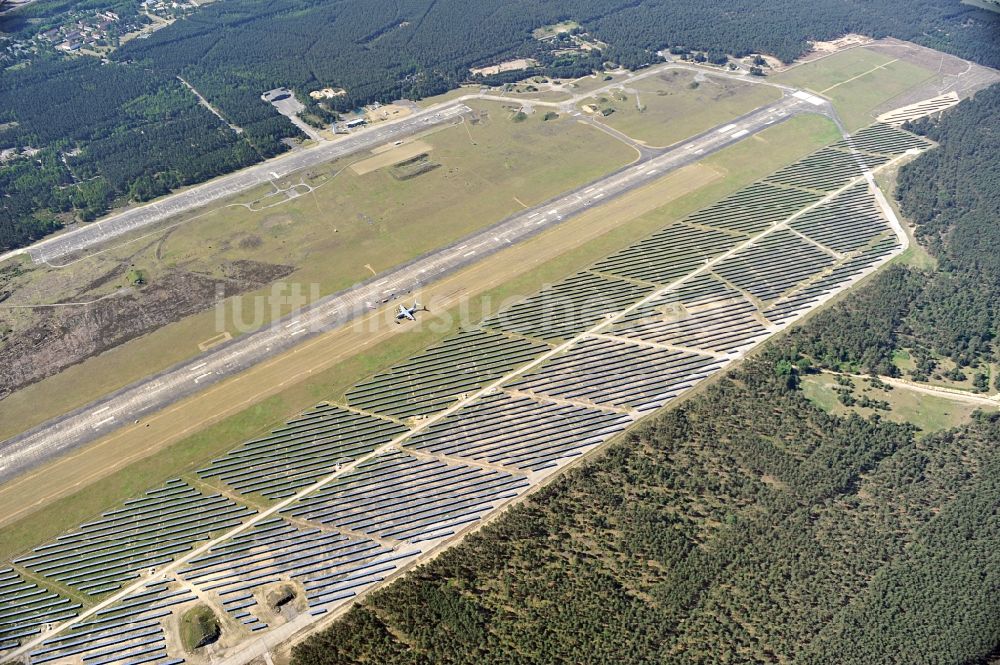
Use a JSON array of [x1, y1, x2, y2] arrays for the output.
[[292, 348, 999, 664], [290, 82, 1000, 665], [794, 84, 1000, 380], [1, 0, 999, 250]]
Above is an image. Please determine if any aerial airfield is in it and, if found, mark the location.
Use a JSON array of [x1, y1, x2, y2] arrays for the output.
[[0, 35, 997, 665]]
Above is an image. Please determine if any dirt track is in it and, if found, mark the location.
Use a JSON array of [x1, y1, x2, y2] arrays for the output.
[[0, 260, 292, 400], [0, 162, 720, 533]]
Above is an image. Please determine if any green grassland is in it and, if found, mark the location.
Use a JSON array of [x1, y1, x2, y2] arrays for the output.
[[891, 349, 999, 393], [0, 113, 840, 563], [562, 71, 626, 96], [825, 60, 938, 130], [772, 47, 938, 131], [0, 100, 637, 441], [414, 86, 479, 108], [532, 21, 580, 39], [774, 48, 899, 92], [800, 373, 987, 433], [179, 605, 221, 650], [580, 70, 782, 147]]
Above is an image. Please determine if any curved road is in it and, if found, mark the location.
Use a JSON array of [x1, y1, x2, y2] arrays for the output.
[[0, 60, 792, 267], [0, 91, 830, 485]]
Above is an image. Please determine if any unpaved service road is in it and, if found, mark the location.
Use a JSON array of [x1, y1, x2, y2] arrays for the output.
[[13, 105, 469, 266], [0, 92, 828, 487]]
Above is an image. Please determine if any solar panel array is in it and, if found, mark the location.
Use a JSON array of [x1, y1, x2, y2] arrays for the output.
[[345, 328, 548, 418], [591, 223, 742, 284], [287, 450, 530, 543], [406, 391, 633, 472], [509, 336, 724, 412], [830, 122, 933, 156], [15, 480, 256, 597], [198, 404, 408, 499], [764, 147, 889, 191], [179, 517, 418, 626], [790, 182, 890, 253], [714, 229, 836, 303], [2, 122, 927, 662], [682, 182, 822, 234], [481, 271, 653, 341], [613, 277, 771, 354], [0, 568, 80, 652], [29, 580, 192, 665]]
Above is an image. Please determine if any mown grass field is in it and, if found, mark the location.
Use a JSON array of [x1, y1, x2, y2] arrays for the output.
[[0, 100, 637, 441], [773, 47, 938, 131], [800, 373, 988, 433], [0, 113, 841, 562], [579, 69, 782, 147]]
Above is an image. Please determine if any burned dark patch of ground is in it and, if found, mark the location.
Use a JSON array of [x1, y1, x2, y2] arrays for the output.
[[0, 259, 294, 399]]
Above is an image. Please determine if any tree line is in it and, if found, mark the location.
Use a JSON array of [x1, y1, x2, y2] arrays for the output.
[[2, 0, 998, 251], [292, 347, 999, 664], [792, 84, 1000, 382]]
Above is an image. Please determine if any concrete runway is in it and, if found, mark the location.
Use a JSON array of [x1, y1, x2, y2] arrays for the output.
[[14, 104, 469, 266], [4, 121, 916, 664], [0, 91, 833, 486]]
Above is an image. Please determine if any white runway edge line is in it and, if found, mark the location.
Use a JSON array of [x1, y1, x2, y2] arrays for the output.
[[5, 144, 918, 662], [0, 61, 801, 268], [91, 416, 115, 429], [0, 95, 812, 488]]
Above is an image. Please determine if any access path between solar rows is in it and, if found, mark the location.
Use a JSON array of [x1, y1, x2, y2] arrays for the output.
[[0, 80, 825, 488], [1, 115, 930, 663]]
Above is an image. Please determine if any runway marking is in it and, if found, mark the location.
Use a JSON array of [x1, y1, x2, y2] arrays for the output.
[[717, 123, 738, 133], [463, 250, 477, 257], [197, 332, 232, 352], [194, 372, 213, 383], [92, 416, 115, 429], [189, 362, 208, 372], [730, 129, 750, 139], [792, 90, 826, 106], [8, 99, 897, 657]]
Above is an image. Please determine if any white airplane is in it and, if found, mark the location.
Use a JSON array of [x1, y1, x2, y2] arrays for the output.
[[395, 302, 425, 323]]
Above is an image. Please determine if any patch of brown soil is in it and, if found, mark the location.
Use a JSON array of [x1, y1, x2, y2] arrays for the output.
[[0, 260, 294, 399]]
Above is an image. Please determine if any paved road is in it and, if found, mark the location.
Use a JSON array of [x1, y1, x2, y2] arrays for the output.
[[0, 60, 793, 268], [3, 125, 909, 664], [0, 92, 830, 486], [7, 104, 469, 266]]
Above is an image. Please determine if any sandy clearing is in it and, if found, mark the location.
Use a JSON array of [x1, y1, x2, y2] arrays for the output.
[[0, 163, 721, 534], [349, 141, 434, 175]]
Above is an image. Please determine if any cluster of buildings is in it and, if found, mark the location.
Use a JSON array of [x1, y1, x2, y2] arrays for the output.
[[36, 11, 123, 52], [139, 0, 201, 21]]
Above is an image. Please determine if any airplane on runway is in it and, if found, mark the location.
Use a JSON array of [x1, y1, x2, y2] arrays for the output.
[[395, 302, 426, 323]]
